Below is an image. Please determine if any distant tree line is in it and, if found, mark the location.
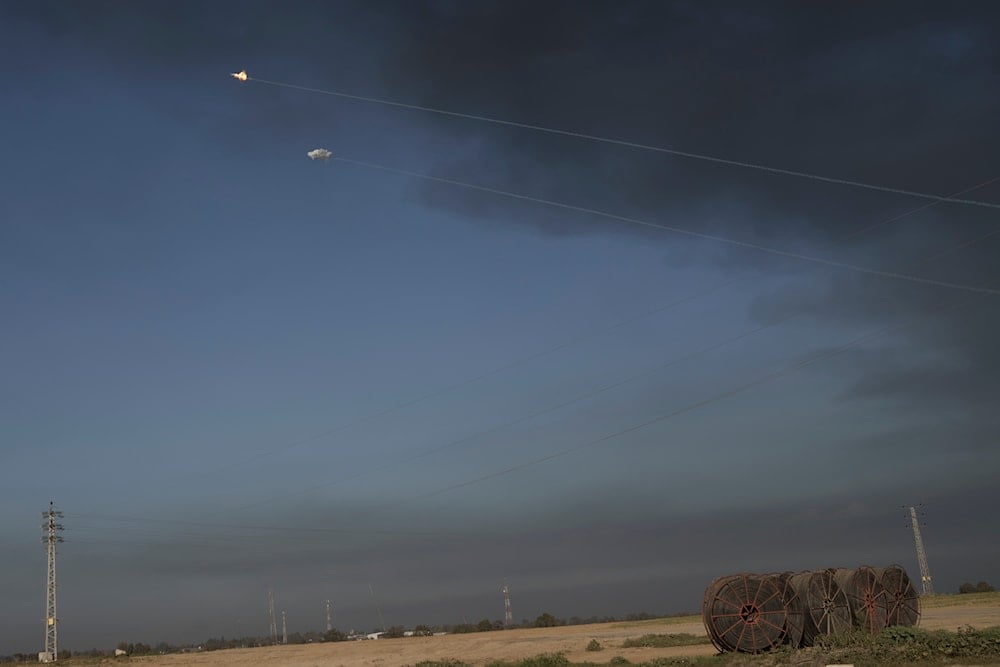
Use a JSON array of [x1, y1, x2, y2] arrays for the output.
[[0, 610, 677, 661], [958, 581, 995, 594]]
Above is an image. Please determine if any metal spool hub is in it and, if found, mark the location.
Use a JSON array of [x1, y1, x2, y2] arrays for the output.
[[876, 564, 921, 627], [702, 574, 787, 653], [833, 566, 888, 634], [792, 569, 852, 646]]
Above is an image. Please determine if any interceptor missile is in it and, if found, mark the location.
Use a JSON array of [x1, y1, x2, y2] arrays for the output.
[[231, 70, 248, 82]]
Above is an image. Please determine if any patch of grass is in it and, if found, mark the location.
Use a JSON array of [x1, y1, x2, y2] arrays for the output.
[[635, 660, 727, 667], [611, 616, 701, 629], [426, 625, 1000, 667], [620, 634, 710, 648], [920, 591, 1000, 608], [586, 639, 604, 652], [805, 625, 1000, 666], [486, 656, 728, 667], [486, 653, 571, 667]]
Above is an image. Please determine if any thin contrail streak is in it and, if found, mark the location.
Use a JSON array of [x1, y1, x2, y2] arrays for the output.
[[334, 156, 1000, 297], [245, 75, 1000, 210]]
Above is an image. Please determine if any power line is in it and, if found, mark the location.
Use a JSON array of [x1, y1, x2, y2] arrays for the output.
[[372, 287, 989, 509], [227, 224, 999, 515], [215, 179, 998, 514], [837, 176, 1000, 243], [195, 172, 997, 491], [70, 169, 993, 530], [63, 512, 490, 537], [225, 312, 784, 513], [241, 74, 1000, 211], [333, 156, 1000, 297], [197, 276, 737, 478]]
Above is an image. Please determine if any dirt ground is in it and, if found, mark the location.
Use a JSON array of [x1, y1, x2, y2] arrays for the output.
[[117, 597, 1000, 667]]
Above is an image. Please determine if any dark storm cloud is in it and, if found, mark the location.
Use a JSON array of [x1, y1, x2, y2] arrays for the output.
[[749, 218, 1000, 415], [9, 1, 997, 239], [832, 304, 1000, 410], [59, 477, 1000, 633], [4, 1, 999, 653], [2, 1, 380, 72], [379, 1, 1000, 243]]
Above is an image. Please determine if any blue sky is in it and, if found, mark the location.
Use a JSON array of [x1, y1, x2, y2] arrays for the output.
[[1, 1, 998, 653]]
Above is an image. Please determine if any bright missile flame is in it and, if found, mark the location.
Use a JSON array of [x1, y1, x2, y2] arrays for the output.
[[231, 70, 248, 82]]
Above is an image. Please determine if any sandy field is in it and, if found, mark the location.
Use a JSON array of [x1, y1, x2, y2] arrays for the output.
[[116, 596, 1000, 666]]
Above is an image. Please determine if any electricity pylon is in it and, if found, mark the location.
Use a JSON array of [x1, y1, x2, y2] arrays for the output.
[[42, 502, 64, 662], [909, 505, 934, 595]]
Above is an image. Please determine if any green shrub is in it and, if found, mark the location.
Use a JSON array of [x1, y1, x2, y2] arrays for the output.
[[486, 653, 570, 667], [620, 634, 709, 648], [637, 659, 723, 667], [811, 625, 1000, 664], [586, 639, 603, 652]]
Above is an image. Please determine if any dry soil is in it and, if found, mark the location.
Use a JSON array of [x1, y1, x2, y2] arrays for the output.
[[110, 596, 1000, 666]]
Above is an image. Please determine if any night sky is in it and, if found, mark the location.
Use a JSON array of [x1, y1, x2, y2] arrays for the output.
[[2, 0, 998, 654]]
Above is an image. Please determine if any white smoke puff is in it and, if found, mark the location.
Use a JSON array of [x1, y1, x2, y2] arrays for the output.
[[307, 148, 332, 162]]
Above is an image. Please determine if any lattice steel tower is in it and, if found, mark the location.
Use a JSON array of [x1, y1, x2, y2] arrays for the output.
[[909, 505, 934, 595], [502, 581, 513, 627], [267, 589, 278, 644], [42, 502, 64, 662], [326, 599, 332, 633], [281, 610, 288, 644]]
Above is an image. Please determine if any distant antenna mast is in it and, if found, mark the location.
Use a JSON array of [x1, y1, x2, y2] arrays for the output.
[[281, 610, 288, 644], [909, 505, 934, 595], [502, 581, 513, 627], [369, 583, 386, 632], [326, 599, 333, 632], [41, 502, 64, 663], [267, 589, 278, 644]]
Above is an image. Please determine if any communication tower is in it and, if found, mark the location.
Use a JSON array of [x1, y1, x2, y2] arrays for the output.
[[369, 583, 385, 632], [41, 502, 64, 663], [502, 581, 513, 627], [909, 505, 934, 595], [326, 599, 332, 632], [281, 610, 288, 644], [267, 589, 278, 644]]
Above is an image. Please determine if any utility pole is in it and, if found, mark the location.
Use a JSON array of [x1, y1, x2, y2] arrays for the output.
[[41, 502, 64, 663], [909, 505, 934, 595], [281, 610, 288, 645], [502, 581, 513, 628], [369, 583, 385, 632], [267, 589, 278, 644], [326, 599, 332, 633]]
